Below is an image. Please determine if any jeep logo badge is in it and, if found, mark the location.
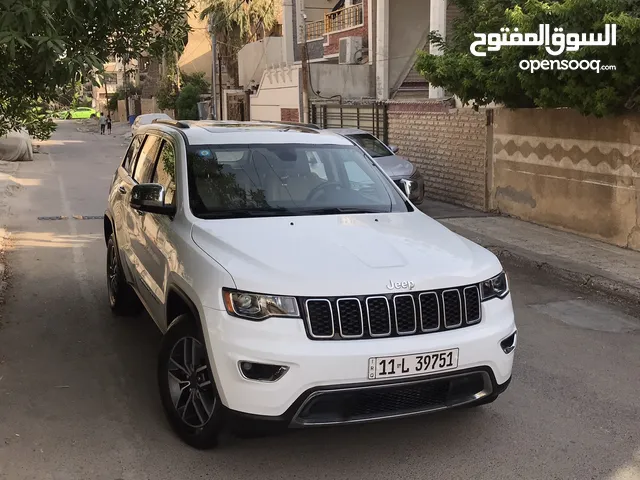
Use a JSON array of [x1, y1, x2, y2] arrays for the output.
[[387, 280, 415, 291]]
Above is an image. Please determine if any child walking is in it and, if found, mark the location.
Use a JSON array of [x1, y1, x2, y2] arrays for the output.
[[106, 114, 112, 135], [99, 113, 107, 135]]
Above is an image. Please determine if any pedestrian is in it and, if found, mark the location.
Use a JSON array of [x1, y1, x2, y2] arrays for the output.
[[106, 113, 112, 135], [99, 113, 107, 135]]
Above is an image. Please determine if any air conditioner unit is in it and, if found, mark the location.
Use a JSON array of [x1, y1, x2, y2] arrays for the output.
[[339, 37, 363, 65]]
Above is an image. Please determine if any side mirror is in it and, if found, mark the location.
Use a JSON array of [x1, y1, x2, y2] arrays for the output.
[[399, 178, 412, 198], [130, 183, 176, 216], [389, 145, 400, 154]]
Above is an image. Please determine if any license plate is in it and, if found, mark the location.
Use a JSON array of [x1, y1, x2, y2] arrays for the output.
[[368, 348, 459, 380]]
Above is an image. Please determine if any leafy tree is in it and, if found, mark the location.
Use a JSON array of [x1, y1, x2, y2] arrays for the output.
[[157, 77, 180, 115], [157, 71, 209, 117], [182, 71, 211, 95], [415, 0, 640, 116], [199, 0, 280, 87], [0, 0, 192, 139], [176, 84, 201, 120]]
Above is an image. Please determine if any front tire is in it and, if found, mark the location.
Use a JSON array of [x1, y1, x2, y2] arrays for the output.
[[106, 234, 142, 316], [158, 315, 224, 449]]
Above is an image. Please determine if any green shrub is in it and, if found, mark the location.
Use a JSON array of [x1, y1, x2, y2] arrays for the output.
[[176, 84, 200, 120]]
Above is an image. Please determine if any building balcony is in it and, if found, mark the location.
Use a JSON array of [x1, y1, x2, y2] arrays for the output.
[[305, 3, 364, 41]]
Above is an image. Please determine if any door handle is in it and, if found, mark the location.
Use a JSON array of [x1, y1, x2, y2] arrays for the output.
[[118, 186, 127, 194]]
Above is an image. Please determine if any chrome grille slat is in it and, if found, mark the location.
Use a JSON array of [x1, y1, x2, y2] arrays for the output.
[[305, 299, 334, 339], [337, 298, 364, 338], [442, 289, 463, 328], [366, 296, 392, 337], [418, 292, 440, 332], [463, 286, 481, 325], [394, 294, 417, 335], [304, 285, 481, 340]]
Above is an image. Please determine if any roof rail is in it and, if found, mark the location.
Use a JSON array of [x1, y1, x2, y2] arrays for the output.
[[152, 119, 190, 129], [265, 121, 321, 130]]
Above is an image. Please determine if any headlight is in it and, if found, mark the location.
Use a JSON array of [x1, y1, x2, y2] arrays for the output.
[[480, 272, 509, 301], [222, 289, 300, 321]]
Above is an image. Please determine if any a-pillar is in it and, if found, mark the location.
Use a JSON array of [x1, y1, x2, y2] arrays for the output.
[[429, 0, 447, 99], [375, 0, 389, 101]]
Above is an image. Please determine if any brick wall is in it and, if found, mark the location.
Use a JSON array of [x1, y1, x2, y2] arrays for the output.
[[281, 108, 300, 122], [324, 0, 368, 56], [387, 102, 489, 210]]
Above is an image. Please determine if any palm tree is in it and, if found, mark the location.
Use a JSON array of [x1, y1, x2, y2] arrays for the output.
[[199, 0, 280, 88]]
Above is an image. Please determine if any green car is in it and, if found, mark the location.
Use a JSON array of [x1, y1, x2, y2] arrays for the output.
[[58, 107, 98, 119]]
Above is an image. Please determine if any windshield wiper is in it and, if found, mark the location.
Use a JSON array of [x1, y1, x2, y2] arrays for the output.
[[301, 207, 391, 215], [196, 207, 294, 219]]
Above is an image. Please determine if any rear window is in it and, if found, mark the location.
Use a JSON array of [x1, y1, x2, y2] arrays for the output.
[[347, 134, 392, 158]]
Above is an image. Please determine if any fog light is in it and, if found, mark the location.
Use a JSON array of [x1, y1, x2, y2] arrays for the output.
[[500, 331, 517, 354], [239, 361, 289, 382]]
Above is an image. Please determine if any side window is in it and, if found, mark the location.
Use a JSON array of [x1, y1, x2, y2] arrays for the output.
[[122, 135, 144, 173], [133, 135, 162, 183], [152, 141, 177, 206]]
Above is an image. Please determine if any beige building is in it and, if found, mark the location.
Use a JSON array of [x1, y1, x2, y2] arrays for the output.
[[178, 10, 218, 83], [247, 0, 460, 123]]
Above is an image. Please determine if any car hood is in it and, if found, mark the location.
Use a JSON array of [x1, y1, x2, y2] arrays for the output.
[[191, 212, 502, 297], [374, 155, 416, 179]]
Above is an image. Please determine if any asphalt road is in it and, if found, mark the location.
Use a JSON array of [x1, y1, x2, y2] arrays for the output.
[[0, 121, 639, 480]]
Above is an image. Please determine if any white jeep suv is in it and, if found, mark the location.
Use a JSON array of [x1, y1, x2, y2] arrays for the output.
[[104, 120, 516, 449]]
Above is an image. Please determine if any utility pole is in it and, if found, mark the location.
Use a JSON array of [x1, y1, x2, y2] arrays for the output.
[[209, 16, 218, 120], [218, 53, 223, 120], [104, 82, 109, 115], [123, 54, 130, 120], [300, 15, 311, 123]]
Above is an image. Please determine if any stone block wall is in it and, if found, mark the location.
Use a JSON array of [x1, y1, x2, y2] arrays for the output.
[[492, 108, 640, 251], [387, 102, 489, 210]]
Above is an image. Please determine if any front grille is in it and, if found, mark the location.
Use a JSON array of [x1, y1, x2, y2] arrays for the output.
[[293, 371, 490, 426], [303, 285, 481, 341]]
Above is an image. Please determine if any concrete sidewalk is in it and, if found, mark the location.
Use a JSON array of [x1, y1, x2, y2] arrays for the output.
[[421, 199, 640, 304]]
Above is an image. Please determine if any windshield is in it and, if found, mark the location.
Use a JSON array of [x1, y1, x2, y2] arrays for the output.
[[347, 133, 392, 158], [186, 143, 411, 218]]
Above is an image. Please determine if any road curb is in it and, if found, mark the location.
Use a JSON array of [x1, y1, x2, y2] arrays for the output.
[[442, 222, 640, 305], [0, 162, 19, 305]]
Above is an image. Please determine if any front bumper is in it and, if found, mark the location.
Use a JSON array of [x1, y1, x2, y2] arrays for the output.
[[227, 367, 511, 431], [202, 294, 516, 421]]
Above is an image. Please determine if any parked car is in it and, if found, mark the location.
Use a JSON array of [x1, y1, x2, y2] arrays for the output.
[[58, 107, 98, 119], [104, 120, 516, 449], [131, 113, 173, 135], [325, 128, 425, 205]]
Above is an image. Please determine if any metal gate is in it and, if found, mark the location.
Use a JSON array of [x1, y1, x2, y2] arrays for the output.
[[227, 94, 246, 121], [311, 102, 388, 144]]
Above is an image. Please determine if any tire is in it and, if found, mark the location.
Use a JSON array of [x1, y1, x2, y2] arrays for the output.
[[65, 113, 72, 120], [106, 234, 142, 316], [90, 114, 96, 119], [158, 315, 225, 449]]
